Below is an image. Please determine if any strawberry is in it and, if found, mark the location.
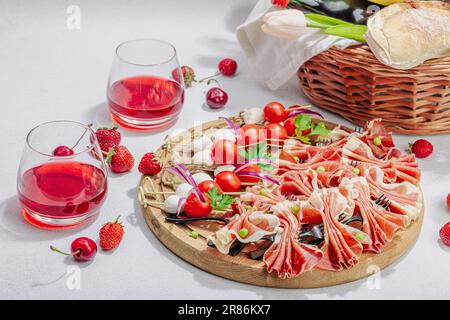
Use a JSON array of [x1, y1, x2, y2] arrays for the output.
[[408, 139, 433, 158], [99, 216, 124, 251], [106, 145, 134, 173], [172, 65, 195, 87], [447, 193, 450, 210], [138, 152, 162, 175], [439, 222, 450, 246], [96, 124, 121, 155]]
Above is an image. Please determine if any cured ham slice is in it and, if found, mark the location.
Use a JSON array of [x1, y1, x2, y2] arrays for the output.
[[308, 189, 368, 271], [345, 177, 407, 253], [364, 166, 423, 223], [263, 203, 322, 278], [343, 136, 420, 185], [361, 119, 395, 159], [207, 210, 280, 254]]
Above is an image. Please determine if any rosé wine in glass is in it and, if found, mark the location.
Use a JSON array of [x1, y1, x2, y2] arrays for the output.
[[17, 121, 108, 229], [107, 39, 185, 131]]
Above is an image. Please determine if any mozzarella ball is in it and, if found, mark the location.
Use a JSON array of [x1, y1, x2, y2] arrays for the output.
[[176, 183, 193, 198], [192, 172, 213, 184], [164, 195, 182, 214], [192, 136, 213, 153], [242, 107, 264, 124], [192, 150, 214, 167]]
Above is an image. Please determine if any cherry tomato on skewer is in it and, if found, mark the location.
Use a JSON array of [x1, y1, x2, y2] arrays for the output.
[[215, 171, 241, 192], [264, 102, 287, 123], [198, 180, 222, 194], [236, 164, 262, 183], [183, 193, 212, 218], [211, 139, 239, 165], [265, 123, 288, 146]]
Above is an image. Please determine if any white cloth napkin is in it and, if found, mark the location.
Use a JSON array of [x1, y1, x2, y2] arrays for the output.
[[236, 0, 359, 90]]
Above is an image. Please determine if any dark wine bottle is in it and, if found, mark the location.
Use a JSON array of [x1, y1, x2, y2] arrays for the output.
[[288, 0, 385, 24]]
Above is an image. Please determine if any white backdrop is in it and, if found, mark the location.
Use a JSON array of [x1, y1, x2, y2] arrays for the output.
[[0, 0, 449, 299]]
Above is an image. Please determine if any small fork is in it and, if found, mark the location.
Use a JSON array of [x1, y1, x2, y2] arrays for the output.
[[316, 138, 332, 147], [374, 194, 391, 209], [354, 126, 364, 134]]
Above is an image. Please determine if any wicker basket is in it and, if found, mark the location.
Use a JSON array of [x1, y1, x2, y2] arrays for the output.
[[298, 45, 450, 135]]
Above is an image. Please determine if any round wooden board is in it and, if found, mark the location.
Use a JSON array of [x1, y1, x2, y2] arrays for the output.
[[138, 118, 424, 288]]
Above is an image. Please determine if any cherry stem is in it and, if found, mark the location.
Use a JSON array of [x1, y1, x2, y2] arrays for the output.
[[50, 245, 80, 257], [206, 78, 221, 88], [197, 71, 220, 83], [71, 123, 93, 150]]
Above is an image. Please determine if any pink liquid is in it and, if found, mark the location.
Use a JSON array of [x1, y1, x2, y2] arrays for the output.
[[108, 75, 184, 120], [18, 161, 107, 219]]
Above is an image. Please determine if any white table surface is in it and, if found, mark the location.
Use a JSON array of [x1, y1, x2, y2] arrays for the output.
[[1, 0, 449, 300]]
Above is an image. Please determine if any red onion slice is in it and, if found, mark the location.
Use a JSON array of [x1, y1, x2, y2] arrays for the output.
[[286, 109, 324, 120], [219, 117, 240, 136], [176, 197, 186, 216], [168, 163, 206, 202], [234, 158, 278, 173], [237, 171, 280, 185]]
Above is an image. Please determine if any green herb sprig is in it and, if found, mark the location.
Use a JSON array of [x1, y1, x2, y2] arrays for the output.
[[207, 187, 235, 211], [239, 142, 275, 171], [294, 114, 331, 145]]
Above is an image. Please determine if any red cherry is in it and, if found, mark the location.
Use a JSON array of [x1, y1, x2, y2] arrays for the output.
[[218, 58, 238, 76], [50, 237, 97, 262], [206, 87, 228, 109], [53, 145, 75, 156]]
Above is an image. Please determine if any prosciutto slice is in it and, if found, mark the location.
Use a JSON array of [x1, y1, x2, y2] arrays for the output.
[[346, 177, 407, 253], [364, 166, 423, 223], [361, 119, 395, 159], [207, 210, 280, 254], [263, 203, 322, 278], [343, 136, 420, 185], [308, 189, 367, 271]]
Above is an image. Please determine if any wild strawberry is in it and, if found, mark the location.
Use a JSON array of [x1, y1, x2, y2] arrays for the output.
[[96, 124, 121, 155], [99, 216, 124, 251], [408, 139, 433, 158], [138, 152, 162, 175], [447, 193, 450, 210], [172, 65, 195, 87], [218, 58, 238, 76], [439, 222, 450, 246], [106, 145, 134, 173]]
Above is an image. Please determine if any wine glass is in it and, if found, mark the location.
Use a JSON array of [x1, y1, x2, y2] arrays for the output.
[[107, 38, 185, 131], [17, 120, 108, 229]]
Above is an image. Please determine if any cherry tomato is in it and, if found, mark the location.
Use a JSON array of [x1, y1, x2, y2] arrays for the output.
[[239, 124, 266, 147], [215, 171, 241, 192], [236, 164, 262, 183], [211, 139, 238, 165], [198, 180, 222, 194], [264, 102, 287, 123], [265, 123, 288, 146], [183, 193, 212, 218], [283, 117, 296, 137]]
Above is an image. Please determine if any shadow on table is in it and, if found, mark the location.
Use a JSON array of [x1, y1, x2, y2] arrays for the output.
[[0, 196, 94, 242], [83, 102, 178, 138]]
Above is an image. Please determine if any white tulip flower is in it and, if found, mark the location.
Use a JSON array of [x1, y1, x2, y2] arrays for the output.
[[261, 9, 307, 40]]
